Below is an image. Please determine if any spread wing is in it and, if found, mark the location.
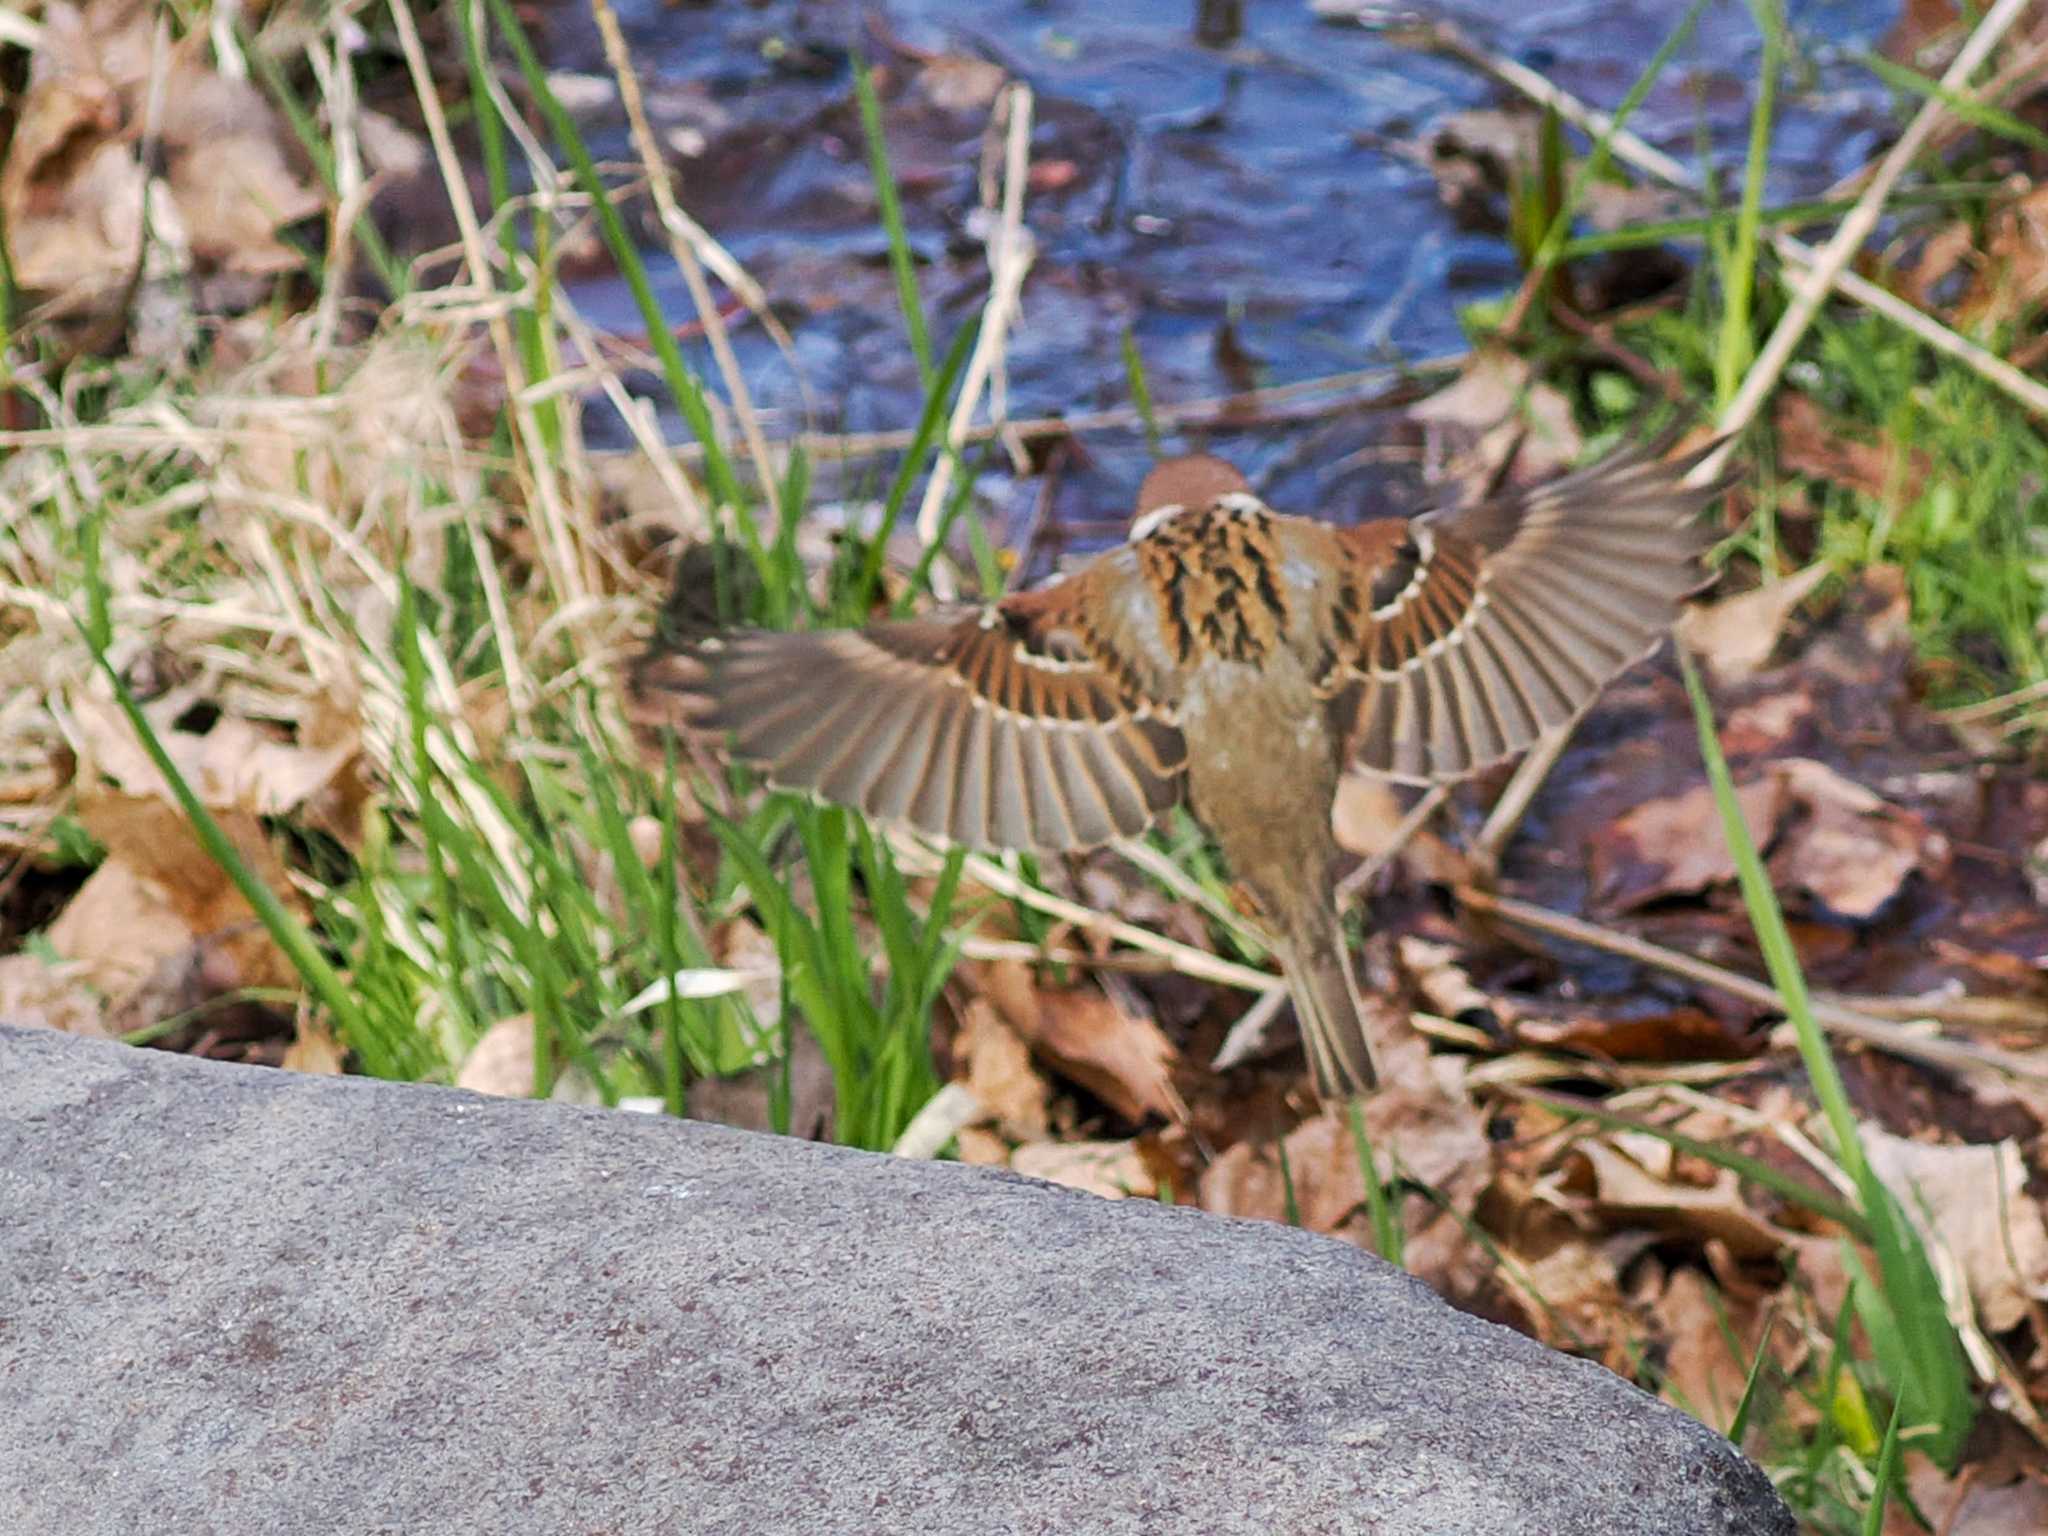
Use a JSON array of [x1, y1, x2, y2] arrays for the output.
[[637, 582, 1187, 853], [1327, 435, 1724, 783]]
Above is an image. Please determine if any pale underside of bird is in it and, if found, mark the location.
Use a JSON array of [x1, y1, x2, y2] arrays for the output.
[[638, 437, 1723, 1100]]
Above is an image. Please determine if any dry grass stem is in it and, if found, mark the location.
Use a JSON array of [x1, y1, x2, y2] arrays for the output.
[[1333, 781, 1451, 908], [1459, 885, 2048, 1082], [1115, 836, 1270, 956], [915, 82, 1037, 551], [886, 832, 1285, 994]]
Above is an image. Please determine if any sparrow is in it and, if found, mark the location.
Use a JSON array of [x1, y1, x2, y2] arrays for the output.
[[639, 437, 1721, 1099]]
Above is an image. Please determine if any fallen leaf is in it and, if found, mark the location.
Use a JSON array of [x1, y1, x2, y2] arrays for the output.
[[1677, 562, 1832, 685], [281, 1016, 346, 1075], [1515, 1003, 1758, 1064], [956, 996, 1050, 1139], [1409, 346, 1582, 493], [1903, 1449, 2048, 1536], [954, 1126, 1011, 1166], [1399, 937, 1509, 1028], [1955, 182, 2048, 333], [685, 1026, 837, 1140], [975, 959, 1180, 1122], [1332, 775, 1407, 858], [1589, 759, 1941, 922], [1591, 776, 1787, 913], [456, 1014, 536, 1097], [1650, 1267, 1758, 1430], [918, 55, 1006, 113], [0, 3, 146, 311], [1864, 1131, 2048, 1333], [1771, 394, 1927, 506], [1770, 758, 1945, 921], [1719, 691, 1814, 756], [159, 64, 325, 276], [1578, 1139, 1788, 1259], [0, 951, 108, 1037], [1504, 1233, 1630, 1351], [47, 790, 301, 1004], [1199, 1038, 1489, 1267], [1010, 1139, 1156, 1200], [66, 691, 360, 818]]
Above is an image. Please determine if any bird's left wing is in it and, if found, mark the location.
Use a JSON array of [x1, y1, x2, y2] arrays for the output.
[[637, 583, 1188, 853], [1322, 435, 1724, 783]]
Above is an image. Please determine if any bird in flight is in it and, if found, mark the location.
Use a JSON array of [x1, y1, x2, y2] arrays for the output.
[[642, 437, 1720, 1099]]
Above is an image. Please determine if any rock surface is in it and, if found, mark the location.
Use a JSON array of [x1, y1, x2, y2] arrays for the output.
[[0, 1026, 1793, 1534]]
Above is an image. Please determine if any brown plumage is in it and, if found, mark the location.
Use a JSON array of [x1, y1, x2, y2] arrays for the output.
[[637, 437, 1724, 1098]]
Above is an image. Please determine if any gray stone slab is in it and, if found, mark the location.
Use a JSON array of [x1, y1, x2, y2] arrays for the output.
[[0, 1026, 1792, 1534]]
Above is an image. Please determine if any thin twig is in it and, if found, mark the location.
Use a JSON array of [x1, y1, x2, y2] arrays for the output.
[[1458, 884, 2048, 1081], [1115, 836, 1270, 956], [956, 933, 1260, 976], [916, 83, 1037, 549], [1333, 781, 1451, 909], [1822, 30, 2048, 202], [1212, 987, 1290, 1071], [887, 831, 1284, 994]]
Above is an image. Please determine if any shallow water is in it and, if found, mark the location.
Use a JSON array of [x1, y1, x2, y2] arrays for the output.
[[549, 0, 1902, 544]]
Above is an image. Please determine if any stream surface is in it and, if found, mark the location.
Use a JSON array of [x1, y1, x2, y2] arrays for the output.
[[547, 0, 1904, 542]]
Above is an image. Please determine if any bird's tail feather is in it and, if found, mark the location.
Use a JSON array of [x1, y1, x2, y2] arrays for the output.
[[1272, 905, 1380, 1098]]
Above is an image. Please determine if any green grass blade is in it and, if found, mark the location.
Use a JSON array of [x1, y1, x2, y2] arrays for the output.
[[1861, 1395, 1906, 1536], [1121, 327, 1160, 455], [1524, 0, 1712, 283], [853, 57, 934, 384], [855, 313, 980, 615], [1724, 1302, 1776, 1445], [1716, 0, 1783, 407], [480, 0, 757, 547], [1346, 1101, 1404, 1264], [1680, 649, 1973, 1465], [1854, 48, 2048, 155]]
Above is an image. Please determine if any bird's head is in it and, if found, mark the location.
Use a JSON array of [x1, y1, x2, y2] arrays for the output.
[[1128, 453, 1255, 542]]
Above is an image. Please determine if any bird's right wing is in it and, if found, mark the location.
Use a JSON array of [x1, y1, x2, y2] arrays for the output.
[[637, 582, 1188, 854]]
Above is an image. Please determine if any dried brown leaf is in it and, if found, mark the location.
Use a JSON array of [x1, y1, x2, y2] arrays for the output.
[[1650, 1267, 1761, 1431], [280, 1016, 346, 1075], [456, 1014, 536, 1097], [1902, 1455, 2048, 1536], [66, 692, 360, 819], [1009, 1139, 1156, 1200], [47, 790, 301, 1005], [976, 959, 1180, 1122], [0, 952, 109, 1037], [1578, 1139, 1788, 1259], [1591, 776, 1787, 913], [1409, 346, 1582, 493], [1769, 758, 1945, 921], [1199, 1038, 1489, 1277], [1864, 1131, 2048, 1333], [1676, 561, 1832, 686], [0, 3, 145, 307], [159, 66, 324, 276], [1399, 937, 1508, 1027], [1771, 394, 1927, 506], [956, 996, 1050, 1140]]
